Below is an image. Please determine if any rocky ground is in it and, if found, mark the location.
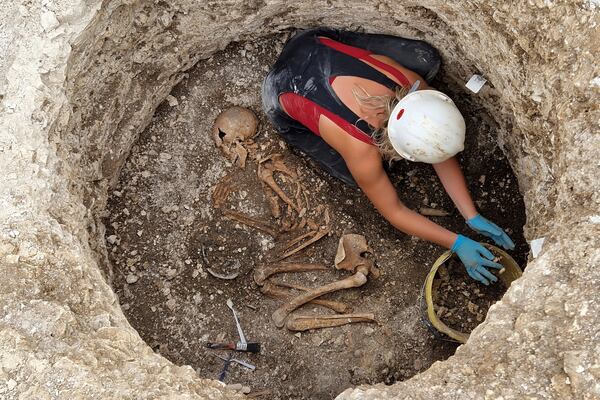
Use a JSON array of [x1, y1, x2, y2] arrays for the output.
[[104, 32, 528, 399]]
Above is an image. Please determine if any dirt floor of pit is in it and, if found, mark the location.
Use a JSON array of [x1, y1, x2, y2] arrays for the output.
[[103, 31, 529, 400]]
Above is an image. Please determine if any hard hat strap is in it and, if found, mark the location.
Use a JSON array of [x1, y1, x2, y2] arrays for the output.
[[408, 80, 421, 93]]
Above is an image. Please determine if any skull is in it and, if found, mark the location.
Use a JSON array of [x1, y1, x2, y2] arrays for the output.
[[334, 234, 380, 277], [212, 107, 258, 168]]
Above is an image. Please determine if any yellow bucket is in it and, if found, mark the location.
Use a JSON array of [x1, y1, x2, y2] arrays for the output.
[[424, 244, 523, 343]]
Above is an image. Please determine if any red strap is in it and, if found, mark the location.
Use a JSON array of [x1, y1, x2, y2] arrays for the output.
[[318, 37, 410, 87], [279, 92, 374, 145]]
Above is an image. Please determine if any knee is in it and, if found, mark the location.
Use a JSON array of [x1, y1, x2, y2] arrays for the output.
[[261, 73, 280, 117]]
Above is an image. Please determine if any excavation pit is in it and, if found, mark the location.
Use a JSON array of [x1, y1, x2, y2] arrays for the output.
[[104, 33, 528, 399], [2, 2, 598, 399]]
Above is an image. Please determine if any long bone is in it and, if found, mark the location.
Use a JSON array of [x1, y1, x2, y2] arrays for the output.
[[258, 155, 301, 213], [271, 265, 370, 328], [260, 281, 352, 314], [276, 225, 331, 261], [253, 263, 327, 285], [271, 280, 354, 313], [281, 230, 315, 251], [285, 313, 376, 331]]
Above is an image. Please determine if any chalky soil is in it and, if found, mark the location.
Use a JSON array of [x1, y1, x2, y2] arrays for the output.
[[104, 32, 528, 399]]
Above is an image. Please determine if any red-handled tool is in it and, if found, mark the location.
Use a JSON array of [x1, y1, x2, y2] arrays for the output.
[[206, 341, 261, 353], [207, 299, 261, 353]]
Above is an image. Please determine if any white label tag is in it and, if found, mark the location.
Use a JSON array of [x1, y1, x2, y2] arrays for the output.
[[465, 74, 487, 93], [530, 237, 545, 258]]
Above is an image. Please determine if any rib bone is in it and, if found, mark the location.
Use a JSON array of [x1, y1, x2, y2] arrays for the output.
[[211, 175, 233, 209], [260, 282, 351, 313], [285, 313, 376, 331], [272, 268, 369, 328], [222, 210, 277, 237], [253, 263, 327, 285], [276, 226, 331, 261], [282, 230, 315, 251]]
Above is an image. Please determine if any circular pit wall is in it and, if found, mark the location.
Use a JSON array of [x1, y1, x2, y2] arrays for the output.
[[0, 1, 598, 399]]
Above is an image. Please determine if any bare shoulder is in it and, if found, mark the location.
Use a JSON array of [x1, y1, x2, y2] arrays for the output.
[[346, 138, 380, 161], [318, 114, 380, 159]]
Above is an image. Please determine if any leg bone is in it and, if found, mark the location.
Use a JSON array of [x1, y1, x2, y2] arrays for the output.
[[285, 313, 376, 331], [272, 271, 368, 328], [260, 282, 351, 313], [253, 263, 327, 285]]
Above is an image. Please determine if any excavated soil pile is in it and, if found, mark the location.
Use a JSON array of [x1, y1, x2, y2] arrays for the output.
[[1, 1, 598, 400], [433, 257, 505, 334]]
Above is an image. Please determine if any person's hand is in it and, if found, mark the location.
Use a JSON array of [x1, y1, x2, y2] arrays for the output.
[[467, 214, 515, 250], [451, 235, 502, 285]]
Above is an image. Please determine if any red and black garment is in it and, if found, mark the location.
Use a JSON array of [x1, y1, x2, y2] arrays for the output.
[[262, 27, 440, 186]]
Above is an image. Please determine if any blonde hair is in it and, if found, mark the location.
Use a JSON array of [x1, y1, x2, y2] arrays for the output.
[[352, 85, 409, 162]]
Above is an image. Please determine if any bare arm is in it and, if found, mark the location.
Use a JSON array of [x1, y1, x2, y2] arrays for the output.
[[432, 157, 478, 220], [346, 147, 458, 249]]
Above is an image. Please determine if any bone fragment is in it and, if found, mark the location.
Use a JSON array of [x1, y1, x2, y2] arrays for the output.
[[232, 142, 249, 168], [206, 268, 239, 280], [334, 234, 380, 278], [335, 234, 372, 272], [247, 389, 271, 398], [253, 263, 327, 285], [323, 207, 331, 225], [419, 207, 451, 217], [222, 210, 277, 237], [280, 204, 297, 232], [265, 189, 281, 218], [285, 313, 376, 331], [282, 230, 316, 251], [276, 226, 331, 261], [306, 219, 319, 231], [272, 268, 369, 328], [205, 259, 241, 280], [270, 280, 353, 313], [260, 282, 351, 313], [260, 154, 297, 177], [296, 217, 307, 231], [258, 156, 301, 213], [211, 175, 233, 209]]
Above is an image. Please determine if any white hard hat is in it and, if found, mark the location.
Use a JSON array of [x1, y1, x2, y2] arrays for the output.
[[387, 90, 466, 164]]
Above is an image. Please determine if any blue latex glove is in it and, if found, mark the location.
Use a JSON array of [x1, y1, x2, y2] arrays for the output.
[[451, 235, 503, 285], [467, 214, 515, 250]]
